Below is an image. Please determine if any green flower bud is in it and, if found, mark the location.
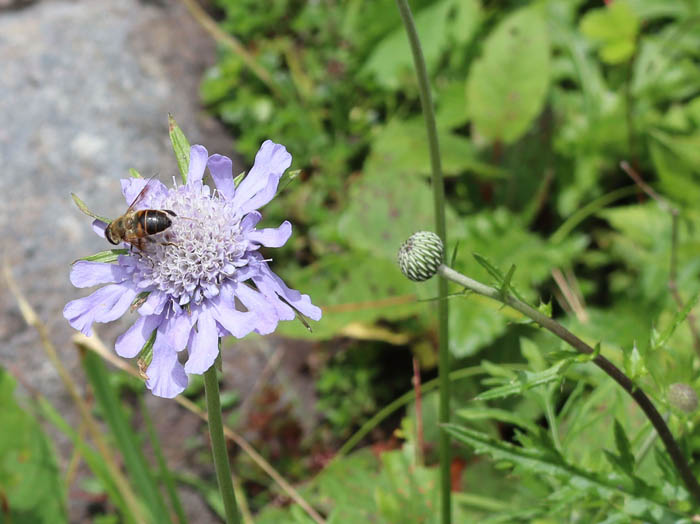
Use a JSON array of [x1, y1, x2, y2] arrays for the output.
[[668, 383, 698, 414], [398, 231, 444, 282]]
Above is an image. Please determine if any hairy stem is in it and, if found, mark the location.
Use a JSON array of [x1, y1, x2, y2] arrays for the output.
[[438, 264, 700, 505], [394, 0, 451, 521], [204, 356, 241, 524]]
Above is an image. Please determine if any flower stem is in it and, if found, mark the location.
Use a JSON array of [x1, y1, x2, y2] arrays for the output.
[[437, 264, 700, 505], [394, 0, 451, 521], [204, 355, 241, 524]]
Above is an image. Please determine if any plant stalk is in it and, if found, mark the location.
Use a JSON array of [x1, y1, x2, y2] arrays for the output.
[[204, 356, 241, 524], [394, 0, 451, 521], [438, 264, 700, 505]]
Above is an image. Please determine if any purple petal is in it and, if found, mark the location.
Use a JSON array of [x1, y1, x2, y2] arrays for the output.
[[63, 284, 138, 336], [159, 310, 195, 351], [146, 334, 188, 398], [240, 211, 262, 233], [184, 309, 219, 374], [92, 219, 108, 238], [121, 177, 168, 209], [232, 141, 290, 214], [186, 145, 209, 185], [235, 284, 279, 334], [207, 154, 235, 200], [254, 263, 322, 321], [138, 291, 168, 315], [210, 283, 259, 338], [70, 261, 129, 288], [115, 313, 164, 358], [247, 220, 292, 248]]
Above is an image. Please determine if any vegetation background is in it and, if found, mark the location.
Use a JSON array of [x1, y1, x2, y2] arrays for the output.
[[3, 0, 700, 522]]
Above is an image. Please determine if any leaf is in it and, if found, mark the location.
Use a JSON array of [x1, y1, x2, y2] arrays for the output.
[[580, 1, 639, 64], [458, 407, 541, 435], [71, 193, 111, 223], [74, 249, 129, 264], [613, 419, 635, 474], [443, 425, 684, 521], [168, 114, 191, 184], [371, 118, 505, 179], [275, 252, 422, 340], [0, 370, 68, 523], [466, 6, 550, 144], [655, 289, 700, 350], [363, 0, 481, 90], [337, 153, 461, 261], [475, 359, 570, 401]]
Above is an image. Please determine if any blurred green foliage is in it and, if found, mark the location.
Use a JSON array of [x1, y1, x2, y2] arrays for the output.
[[202, 0, 700, 520]]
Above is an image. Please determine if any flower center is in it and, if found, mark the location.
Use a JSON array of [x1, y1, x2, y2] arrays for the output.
[[133, 184, 248, 305]]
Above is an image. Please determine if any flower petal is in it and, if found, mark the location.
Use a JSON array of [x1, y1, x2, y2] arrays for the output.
[[184, 309, 219, 374], [232, 140, 290, 214], [70, 261, 129, 288], [254, 262, 321, 321], [186, 145, 209, 185], [159, 309, 196, 351], [210, 283, 259, 338], [138, 291, 168, 316], [121, 177, 168, 209], [207, 154, 235, 200], [247, 220, 292, 248], [115, 312, 164, 358], [63, 284, 138, 336], [92, 219, 107, 239], [146, 334, 188, 398], [235, 284, 279, 334], [240, 211, 262, 233]]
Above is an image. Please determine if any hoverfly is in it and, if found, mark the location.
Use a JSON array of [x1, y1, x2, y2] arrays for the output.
[[73, 177, 176, 251]]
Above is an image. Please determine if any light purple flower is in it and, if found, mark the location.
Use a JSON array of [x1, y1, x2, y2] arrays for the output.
[[64, 141, 321, 398]]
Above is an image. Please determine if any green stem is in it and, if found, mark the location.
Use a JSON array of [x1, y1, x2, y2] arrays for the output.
[[394, 1, 450, 522], [437, 264, 700, 506], [204, 355, 241, 524]]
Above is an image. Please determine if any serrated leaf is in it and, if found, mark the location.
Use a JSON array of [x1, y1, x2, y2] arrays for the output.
[[613, 419, 635, 473], [475, 360, 569, 401], [655, 289, 700, 350], [443, 425, 683, 521], [71, 193, 111, 223], [74, 249, 129, 264], [168, 114, 191, 184], [458, 407, 540, 435], [466, 6, 550, 143]]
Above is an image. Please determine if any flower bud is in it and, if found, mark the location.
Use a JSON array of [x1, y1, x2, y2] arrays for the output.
[[668, 383, 698, 414], [397, 231, 444, 282]]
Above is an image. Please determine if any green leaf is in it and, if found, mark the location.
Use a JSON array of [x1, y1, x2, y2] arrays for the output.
[[71, 193, 111, 223], [443, 425, 684, 521], [371, 118, 505, 179], [458, 407, 541, 435], [74, 249, 129, 264], [81, 351, 170, 522], [613, 419, 635, 473], [168, 114, 191, 184], [580, 1, 639, 64], [466, 6, 550, 143], [0, 370, 68, 523], [655, 289, 700, 350], [363, 0, 481, 90], [475, 359, 570, 401], [129, 168, 142, 178], [275, 252, 422, 340]]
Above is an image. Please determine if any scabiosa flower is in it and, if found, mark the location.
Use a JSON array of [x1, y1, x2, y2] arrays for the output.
[[64, 141, 321, 398]]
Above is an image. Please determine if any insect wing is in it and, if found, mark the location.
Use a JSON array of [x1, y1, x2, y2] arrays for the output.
[[125, 176, 157, 214]]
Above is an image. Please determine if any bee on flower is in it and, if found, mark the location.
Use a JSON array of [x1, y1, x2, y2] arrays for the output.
[[64, 141, 321, 398]]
